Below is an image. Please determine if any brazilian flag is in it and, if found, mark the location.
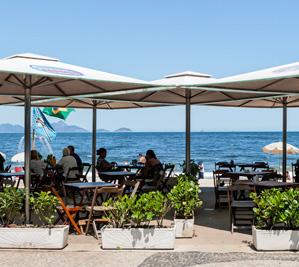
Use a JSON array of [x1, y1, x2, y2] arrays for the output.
[[43, 107, 74, 120]]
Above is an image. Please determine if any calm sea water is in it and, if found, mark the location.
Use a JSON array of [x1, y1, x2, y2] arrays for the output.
[[1, 132, 299, 172]]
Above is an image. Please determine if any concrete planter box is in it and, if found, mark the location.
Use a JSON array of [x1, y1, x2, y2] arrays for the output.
[[101, 226, 175, 249], [0, 225, 69, 249], [253, 226, 299, 251], [174, 217, 194, 238]]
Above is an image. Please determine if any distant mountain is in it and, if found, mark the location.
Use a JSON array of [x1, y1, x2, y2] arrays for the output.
[[97, 128, 110, 132], [114, 127, 132, 132], [52, 121, 88, 133], [0, 123, 24, 133]]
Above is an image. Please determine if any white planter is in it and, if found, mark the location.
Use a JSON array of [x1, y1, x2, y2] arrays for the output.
[[174, 217, 194, 238], [253, 226, 299, 251], [101, 226, 175, 249], [0, 225, 69, 249]]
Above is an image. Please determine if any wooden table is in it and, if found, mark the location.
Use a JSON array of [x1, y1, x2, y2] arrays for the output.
[[64, 182, 116, 206], [99, 171, 136, 183]]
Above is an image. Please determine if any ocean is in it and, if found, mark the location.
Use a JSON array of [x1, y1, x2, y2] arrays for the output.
[[1, 132, 299, 172]]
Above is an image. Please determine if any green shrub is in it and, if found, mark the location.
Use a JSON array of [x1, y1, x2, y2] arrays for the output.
[[0, 187, 24, 226], [30, 191, 59, 226], [103, 191, 171, 228], [250, 188, 299, 230], [168, 174, 202, 218]]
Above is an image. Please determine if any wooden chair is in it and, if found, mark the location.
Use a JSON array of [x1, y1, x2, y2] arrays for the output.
[[84, 186, 124, 238], [51, 187, 82, 234], [140, 167, 165, 193], [123, 180, 141, 197], [213, 170, 231, 208], [160, 164, 175, 192], [227, 184, 255, 233], [76, 163, 91, 182]]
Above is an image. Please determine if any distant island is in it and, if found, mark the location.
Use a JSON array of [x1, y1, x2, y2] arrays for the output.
[[0, 122, 131, 133], [51, 121, 88, 133], [0, 123, 23, 133], [0, 122, 88, 133], [114, 127, 132, 132], [97, 127, 133, 132]]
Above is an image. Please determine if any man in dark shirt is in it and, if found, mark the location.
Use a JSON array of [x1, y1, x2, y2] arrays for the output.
[[96, 147, 114, 171], [68, 145, 82, 167]]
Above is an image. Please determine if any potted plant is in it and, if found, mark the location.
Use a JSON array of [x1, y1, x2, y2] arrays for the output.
[[250, 188, 299, 251], [0, 188, 69, 249], [168, 174, 202, 238], [181, 160, 199, 177], [101, 191, 175, 249]]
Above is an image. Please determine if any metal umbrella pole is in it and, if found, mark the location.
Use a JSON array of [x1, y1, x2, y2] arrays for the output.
[[92, 100, 97, 182], [185, 89, 191, 174], [282, 97, 287, 181], [24, 77, 31, 224]]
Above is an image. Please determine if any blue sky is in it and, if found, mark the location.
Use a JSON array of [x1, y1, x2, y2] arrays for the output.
[[0, 0, 299, 131]]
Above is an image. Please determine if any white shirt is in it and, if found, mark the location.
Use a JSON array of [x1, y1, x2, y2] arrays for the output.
[[31, 159, 46, 177], [58, 155, 78, 178]]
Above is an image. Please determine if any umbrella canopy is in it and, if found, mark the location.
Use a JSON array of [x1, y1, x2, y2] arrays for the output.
[[262, 142, 299, 155], [188, 62, 299, 179], [11, 152, 24, 163], [0, 53, 156, 97], [86, 71, 284, 104]]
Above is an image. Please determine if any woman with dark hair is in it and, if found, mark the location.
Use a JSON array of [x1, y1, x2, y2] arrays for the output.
[[139, 149, 162, 180]]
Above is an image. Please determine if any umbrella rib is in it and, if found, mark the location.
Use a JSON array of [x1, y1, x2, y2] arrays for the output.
[[34, 79, 74, 88], [133, 102, 142, 108], [80, 80, 108, 92], [63, 100, 74, 108], [31, 77, 50, 87], [219, 91, 235, 100], [286, 97, 299, 105], [237, 100, 252, 107], [165, 90, 186, 99], [138, 91, 157, 101], [257, 79, 284, 90], [4, 74, 25, 87], [190, 90, 208, 99], [72, 98, 93, 107]]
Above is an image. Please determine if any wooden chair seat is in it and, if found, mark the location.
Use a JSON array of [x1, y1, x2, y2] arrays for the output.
[[85, 205, 114, 212], [231, 200, 255, 208]]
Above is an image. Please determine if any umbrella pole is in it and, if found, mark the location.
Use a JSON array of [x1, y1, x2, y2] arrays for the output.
[[92, 100, 97, 182], [282, 98, 287, 181], [186, 89, 191, 174], [24, 79, 31, 224]]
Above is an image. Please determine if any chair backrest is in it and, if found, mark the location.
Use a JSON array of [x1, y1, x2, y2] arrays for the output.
[[163, 164, 175, 180], [91, 185, 124, 207], [81, 163, 91, 178], [123, 180, 140, 198], [227, 184, 255, 204], [4, 165, 11, 172], [65, 166, 81, 182]]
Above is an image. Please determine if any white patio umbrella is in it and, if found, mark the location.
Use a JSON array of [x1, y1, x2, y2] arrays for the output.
[[188, 61, 299, 179], [263, 142, 299, 155], [0, 52, 158, 223], [11, 152, 24, 163]]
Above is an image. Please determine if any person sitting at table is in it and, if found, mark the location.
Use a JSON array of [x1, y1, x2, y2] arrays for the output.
[[139, 150, 163, 182], [57, 147, 79, 180], [30, 150, 46, 178], [96, 147, 115, 172], [68, 145, 82, 168]]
